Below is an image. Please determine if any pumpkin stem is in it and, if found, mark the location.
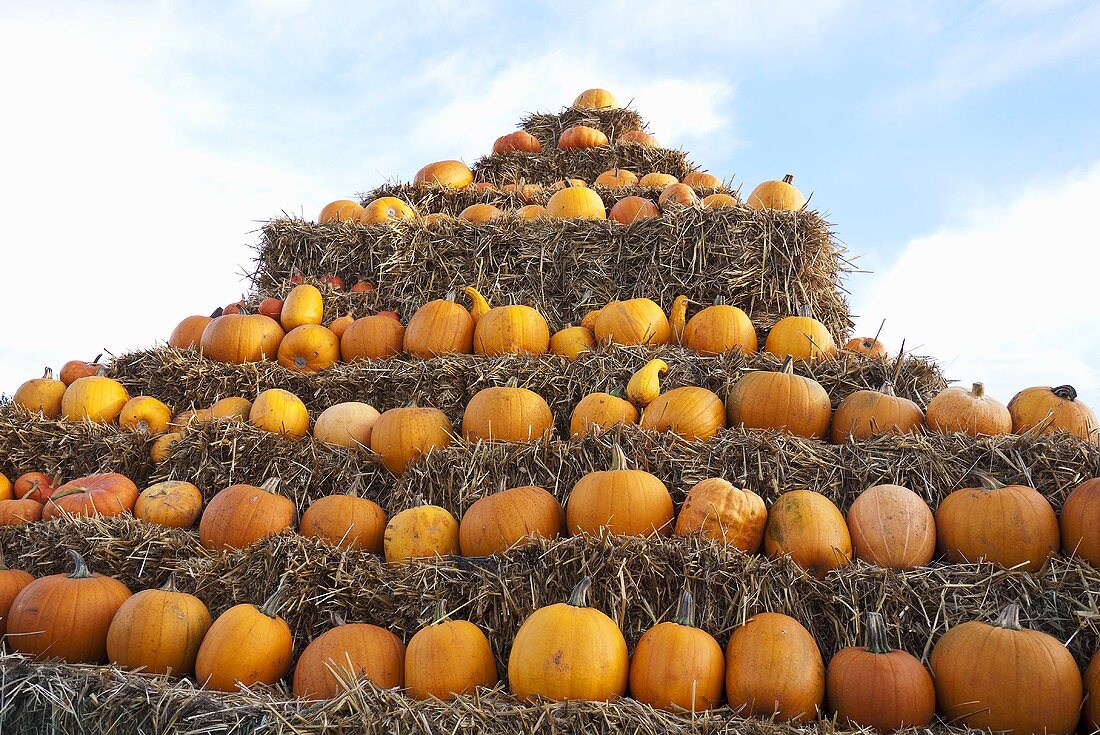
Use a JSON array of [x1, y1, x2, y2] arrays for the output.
[[504, 377, 519, 389], [863, 612, 892, 654], [567, 576, 593, 607], [780, 355, 795, 375], [993, 603, 1023, 630], [209, 307, 224, 318], [161, 574, 179, 593], [331, 610, 347, 627], [879, 381, 897, 397], [67, 550, 93, 580], [782, 174, 795, 185], [672, 587, 696, 627], [610, 444, 630, 471], [971, 382, 986, 399], [444, 289, 458, 303], [42, 367, 54, 380], [0, 548, 9, 571], [975, 472, 1006, 491], [258, 586, 288, 619], [432, 598, 451, 625], [260, 478, 281, 493], [91, 354, 102, 365], [1052, 385, 1078, 402]]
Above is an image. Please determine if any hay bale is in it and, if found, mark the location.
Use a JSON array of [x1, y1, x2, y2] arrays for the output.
[[249, 205, 852, 341], [472, 145, 695, 185], [520, 106, 646, 148]]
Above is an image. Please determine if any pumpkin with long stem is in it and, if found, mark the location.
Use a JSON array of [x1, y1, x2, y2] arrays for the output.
[[12, 367, 67, 418], [405, 599, 497, 700], [467, 287, 551, 356], [565, 445, 674, 537], [725, 612, 824, 722], [746, 174, 806, 211], [59, 354, 104, 384], [1008, 384, 1098, 445], [106, 575, 212, 677], [196, 587, 293, 692]]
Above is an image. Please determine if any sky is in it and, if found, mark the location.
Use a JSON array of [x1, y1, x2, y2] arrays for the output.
[[1, 0, 1099, 407]]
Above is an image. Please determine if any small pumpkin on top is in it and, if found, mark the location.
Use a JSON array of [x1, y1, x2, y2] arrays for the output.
[[843, 336, 887, 358], [414, 160, 473, 189], [746, 174, 806, 211], [573, 88, 619, 110]]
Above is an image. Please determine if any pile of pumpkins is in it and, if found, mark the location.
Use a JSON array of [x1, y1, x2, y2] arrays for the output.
[[0, 548, 1096, 735]]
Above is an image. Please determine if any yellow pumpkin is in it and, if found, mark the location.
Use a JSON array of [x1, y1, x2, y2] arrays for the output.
[[318, 199, 365, 223], [546, 185, 606, 219], [61, 376, 130, 424], [360, 196, 416, 224], [639, 387, 727, 442], [249, 389, 310, 438], [12, 368, 67, 418], [593, 299, 671, 346], [594, 168, 638, 188], [747, 175, 807, 211], [280, 284, 324, 331], [639, 173, 679, 189], [626, 358, 667, 407], [549, 326, 595, 360], [118, 396, 172, 434], [573, 89, 619, 109], [414, 160, 473, 189], [276, 324, 340, 373], [472, 298, 551, 356], [383, 502, 460, 563], [765, 314, 837, 362]]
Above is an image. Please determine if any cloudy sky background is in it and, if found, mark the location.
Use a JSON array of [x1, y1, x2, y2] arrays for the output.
[[2, 1, 1098, 407]]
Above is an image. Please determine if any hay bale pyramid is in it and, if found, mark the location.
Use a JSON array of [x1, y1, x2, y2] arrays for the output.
[[1, 88, 1099, 735]]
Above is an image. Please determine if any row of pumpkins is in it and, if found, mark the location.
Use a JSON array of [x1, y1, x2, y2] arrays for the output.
[[0, 547, 1095, 735]]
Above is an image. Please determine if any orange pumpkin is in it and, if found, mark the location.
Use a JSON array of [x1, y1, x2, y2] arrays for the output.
[[370, 405, 454, 475], [294, 621, 405, 700], [42, 472, 139, 521], [0, 498, 42, 526], [258, 297, 284, 320], [249, 388, 310, 437], [573, 89, 619, 109], [169, 313, 217, 349], [405, 601, 497, 700], [639, 386, 726, 441], [1086, 650, 1100, 732], [493, 130, 541, 154], [726, 356, 832, 439], [300, 495, 387, 553], [593, 298, 671, 345], [702, 193, 738, 209], [198, 478, 297, 551], [106, 577, 212, 676], [747, 175, 807, 211], [674, 479, 767, 552], [639, 173, 678, 189], [683, 304, 758, 355], [458, 203, 503, 223], [61, 376, 131, 424], [472, 300, 551, 356], [570, 392, 639, 438], [360, 196, 416, 224], [12, 367, 68, 418], [1062, 477, 1100, 566], [458, 484, 564, 556], [384, 502, 460, 563], [312, 402, 380, 448], [1008, 385, 1098, 444], [725, 612, 824, 722], [558, 125, 609, 149], [414, 160, 473, 189], [200, 310, 284, 363], [566, 445, 674, 537], [59, 355, 104, 384], [118, 396, 172, 434], [546, 184, 606, 219], [843, 337, 888, 358], [594, 168, 638, 188], [683, 171, 723, 190], [765, 314, 838, 362], [15, 471, 59, 503], [341, 313, 405, 361], [609, 196, 660, 224], [926, 382, 1012, 437], [319, 199, 365, 223], [195, 589, 293, 692], [404, 293, 474, 358], [149, 432, 183, 463], [846, 484, 935, 570], [549, 326, 595, 360], [462, 381, 553, 443], [0, 550, 34, 636], [210, 396, 252, 421], [658, 183, 700, 209], [619, 130, 659, 147], [764, 490, 852, 577], [831, 383, 925, 443], [134, 480, 203, 529], [516, 204, 549, 220]]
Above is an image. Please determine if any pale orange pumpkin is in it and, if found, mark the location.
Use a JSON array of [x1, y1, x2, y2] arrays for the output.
[[414, 160, 473, 189], [566, 445, 674, 537], [639, 173, 678, 189], [609, 196, 660, 224], [747, 175, 807, 211], [300, 495, 387, 553], [674, 478, 767, 552], [683, 171, 723, 190], [639, 386, 726, 441], [558, 125, 609, 149], [617, 130, 658, 146], [570, 392, 639, 438], [846, 484, 936, 570], [926, 382, 1012, 437], [459, 484, 564, 556], [658, 183, 700, 209], [594, 168, 638, 188], [831, 383, 925, 443], [493, 131, 541, 154], [459, 203, 503, 223], [319, 199, 365, 223], [312, 402, 380, 449], [764, 490, 852, 577], [682, 304, 758, 355], [573, 88, 619, 110]]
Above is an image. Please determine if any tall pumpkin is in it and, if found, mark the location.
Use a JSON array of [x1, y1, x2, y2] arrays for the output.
[[726, 356, 832, 439], [1062, 477, 1100, 566], [200, 311, 284, 363], [195, 589, 293, 692], [7, 551, 132, 663], [106, 577, 212, 676], [370, 405, 454, 475], [626, 358, 667, 408], [764, 314, 837, 362], [405, 600, 497, 700], [1008, 385, 1098, 445], [341, 313, 405, 361], [12, 367, 67, 418], [683, 304, 758, 355], [0, 550, 34, 636], [280, 283, 324, 331], [404, 293, 475, 358], [249, 388, 310, 438], [674, 479, 767, 553], [746, 174, 806, 211], [294, 621, 405, 700], [384, 501, 460, 563], [508, 577, 628, 702], [458, 484, 564, 556], [61, 376, 131, 423], [569, 392, 639, 437], [831, 383, 924, 443], [930, 604, 1082, 735], [628, 588, 724, 711], [593, 299, 671, 346], [725, 612, 824, 722], [826, 612, 935, 731], [764, 490, 852, 577], [565, 445, 674, 537], [639, 386, 726, 441], [935, 474, 1058, 571], [461, 380, 553, 443], [300, 495, 387, 553], [846, 484, 935, 570], [926, 382, 1012, 437], [198, 478, 297, 551]]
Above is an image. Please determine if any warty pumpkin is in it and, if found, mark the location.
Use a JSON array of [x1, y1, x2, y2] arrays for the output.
[[462, 380, 553, 443], [764, 490, 852, 577], [726, 356, 832, 439], [61, 376, 130, 424], [702, 193, 738, 209], [43, 472, 139, 521], [619, 130, 660, 147], [13, 368, 67, 417], [683, 171, 723, 190], [573, 88, 619, 109], [764, 313, 837, 362], [471, 297, 551, 356], [169, 312, 218, 349], [843, 337, 887, 358], [360, 196, 416, 224], [725, 612, 824, 723], [508, 576, 628, 702], [683, 304, 758, 355], [277, 324, 340, 373], [846, 484, 935, 570], [0, 550, 34, 636], [493, 131, 541, 154], [747, 174, 806, 211], [134, 480, 203, 529], [593, 298, 671, 346], [300, 494, 387, 553], [405, 600, 497, 700], [200, 310, 284, 363], [198, 478, 297, 551], [546, 184, 607, 219], [549, 326, 595, 360], [280, 283, 324, 331], [318, 199, 365, 223], [370, 405, 454, 475], [831, 382, 924, 443], [414, 160, 473, 189], [674, 479, 767, 552], [826, 612, 935, 731], [930, 603, 1082, 735], [565, 445, 674, 537], [59, 354, 104, 384], [404, 293, 474, 358], [569, 391, 639, 438], [341, 313, 405, 361], [926, 382, 1011, 437], [640, 386, 726, 441], [935, 474, 1058, 571], [658, 183, 700, 209], [459, 483, 564, 556], [7, 550, 132, 663], [558, 125, 609, 149], [626, 358, 667, 407], [118, 396, 172, 434], [1008, 384, 1098, 445], [1062, 477, 1100, 566], [629, 588, 724, 712], [249, 388, 310, 437], [106, 576, 212, 676], [639, 172, 679, 189], [195, 588, 293, 692], [594, 168, 638, 188], [383, 501, 460, 563], [312, 401, 380, 449], [294, 620, 405, 700]]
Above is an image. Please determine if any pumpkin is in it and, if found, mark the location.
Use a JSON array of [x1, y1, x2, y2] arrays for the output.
[[683, 304, 758, 355], [319, 199, 365, 223], [594, 168, 638, 188], [171, 406, 211, 429], [420, 212, 453, 226], [15, 471, 59, 503], [683, 171, 723, 190], [831, 383, 925, 443], [639, 172, 679, 189], [458, 203, 503, 223], [573, 88, 618, 109], [150, 432, 183, 463], [549, 326, 595, 360], [580, 309, 601, 330], [558, 125, 609, 149], [384, 501, 460, 563], [341, 313, 405, 361], [1062, 478, 1100, 566], [843, 337, 887, 358], [198, 478, 297, 551], [249, 388, 310, 437], [327, 313, 354, 339], [257, 297, 283, 319], [7, 550, 131, 663], [0, 498, 42, 526], [930, 603, 1082, 735], [360, 196, 415, 224], [566, 445, 674, 537], [61, 376, 130, 423], [459, 484, 564, 556], [593, 298, 671, 345], [404, 293, 474, 357], [405, 600, 497, 699], [414, 160, 473, 189], [200, 310, 284, 363], [508, 576, 627, 701], [764, 490, 852, 577], [493, 131, 541, 154], [473, 303, 551, 357], [658, 183, 700, 208], [619, 130, 659, 147], [764, 314, 838, 362], [826, 612, 935, 731], [626, 358, 668, 407], [1008, 385, 1098, 444], [546, 184, 606, 219], [462, 380, 553, 443], [926, 382, 1011, 437], [280, 283, 324, 331], [846, 484, 935, 570], [516, 204, 549, 220], [640, 386, 726, 441], [370, 405, 454, 475], [300, 495, 387, 553], [552, 177, 588, 190], [726, 357, 832, 438], [1086, 650, 1100, 732], [502, 182, 543, 202], [609, 195, 660, 224], [674, 479, 767, 552], [629, 588, 724, 711], [570, 392, 639, 438], [702, 193, 738, 208], [13, 368, 67, 417], [312, 401, 380, 448], [0, 550, 34, 636], [276, 324, 340, 373], [59, 355, 104, 384], [668, 295, 688, 344], [0, 473, 9, 502], [118, 396, 172, 433], [747, 174, 806, 211], [169, 313, 217, 349], [210, 396, 252, 421], [294, 621, 405, 700], [725, 612, 824, 722], [935, 474, 1058, 571], [106, 576, 212, 676], [134, 480, 203, 529], [42, 472, 139, 521], [223, 300, 246, 315], [195, 589, 293, 692]]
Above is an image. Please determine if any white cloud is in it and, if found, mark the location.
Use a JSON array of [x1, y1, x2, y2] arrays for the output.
[[853, 161, 1100, 408]]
